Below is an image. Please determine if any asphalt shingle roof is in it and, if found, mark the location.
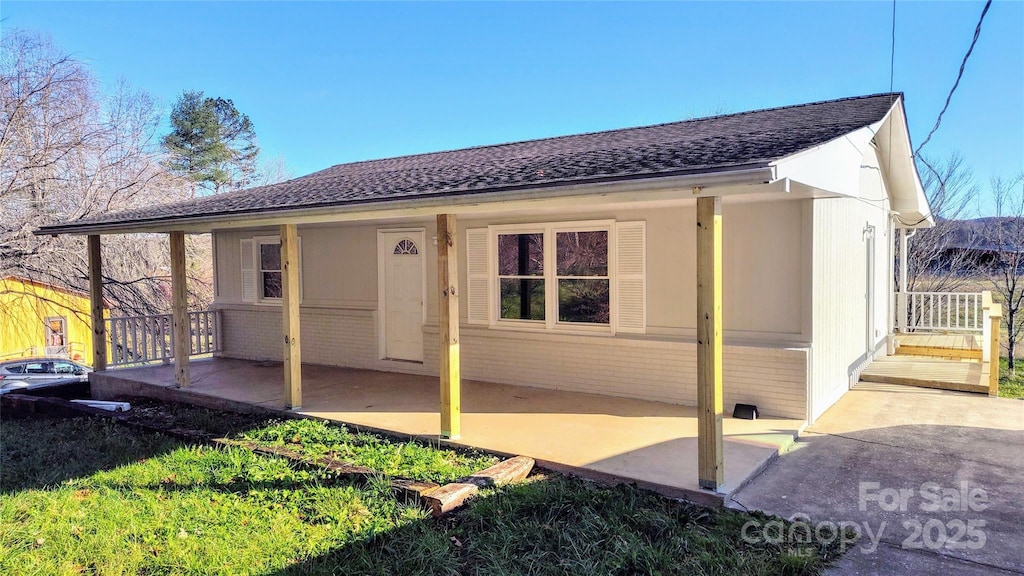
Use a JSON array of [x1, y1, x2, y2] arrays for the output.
[[39, 92, 900, 233]]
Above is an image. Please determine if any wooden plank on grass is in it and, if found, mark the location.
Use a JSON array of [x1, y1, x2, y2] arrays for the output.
[[422, 456, 534, 516], [214, 438, 442, 500], [466, 455, 534, 487]]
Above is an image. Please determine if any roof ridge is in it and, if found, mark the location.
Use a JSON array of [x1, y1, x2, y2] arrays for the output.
[[317, 92, 903, 171]]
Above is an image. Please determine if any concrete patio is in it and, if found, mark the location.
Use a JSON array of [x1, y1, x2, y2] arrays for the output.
[[91, 358, 805, 503], [731, 382, 1024, 575]]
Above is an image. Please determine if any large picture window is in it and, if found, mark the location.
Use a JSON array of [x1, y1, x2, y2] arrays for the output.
[[492, 222, 611, 329]]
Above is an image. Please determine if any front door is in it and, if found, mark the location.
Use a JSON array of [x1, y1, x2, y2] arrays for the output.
[[381, 232, 424, 361]]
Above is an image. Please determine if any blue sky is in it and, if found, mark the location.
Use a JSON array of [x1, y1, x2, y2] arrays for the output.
[[3, 1, 1022, 214]]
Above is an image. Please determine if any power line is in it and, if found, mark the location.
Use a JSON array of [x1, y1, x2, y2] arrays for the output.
[[889, 0, 896, 93], [914, 0, 993, 156]]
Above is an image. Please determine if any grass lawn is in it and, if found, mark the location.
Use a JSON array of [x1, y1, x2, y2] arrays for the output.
[[998, 357, 1024, 399], [1, 410, 848, 575]]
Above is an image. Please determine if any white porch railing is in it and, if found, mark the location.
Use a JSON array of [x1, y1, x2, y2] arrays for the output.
[[896, 291, 985, 333], [108, 310, 221, 367]]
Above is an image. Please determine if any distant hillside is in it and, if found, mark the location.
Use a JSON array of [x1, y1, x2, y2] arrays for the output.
[[939, 217, 1024, 253]]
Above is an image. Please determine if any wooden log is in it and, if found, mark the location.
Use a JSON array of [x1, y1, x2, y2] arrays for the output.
[[281, 224, 302, 409], [696, 196, 724, 491], [169, 231, 190, 388], [422, 456, 534, 517], [88, 235, 107, 371], [465, 455, 535, 487], [423, 482, 478, 517], [437, 214, 461, 439]]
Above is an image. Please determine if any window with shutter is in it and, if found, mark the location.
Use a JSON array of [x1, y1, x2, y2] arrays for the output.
[[242, 236, 303, 303]]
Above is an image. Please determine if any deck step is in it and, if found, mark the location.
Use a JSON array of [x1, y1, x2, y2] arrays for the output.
[[895, 345, 982, 360], [859, 373, 989, 394], [859, 356, 989, 395]]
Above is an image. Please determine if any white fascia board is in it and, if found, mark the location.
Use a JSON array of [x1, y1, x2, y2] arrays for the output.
[[771, 125, 879, 200], [771, 97, 933, 230], [876, 103, 933, 229]]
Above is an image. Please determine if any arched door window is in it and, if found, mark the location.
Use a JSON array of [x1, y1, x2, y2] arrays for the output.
[[393, 238, 419, 255]]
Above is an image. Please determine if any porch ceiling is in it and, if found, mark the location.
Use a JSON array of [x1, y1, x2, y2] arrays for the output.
[[94, 358, 804, 500]]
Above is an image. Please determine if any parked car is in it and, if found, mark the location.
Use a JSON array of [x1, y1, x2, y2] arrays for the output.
[[0, 358, 92, 395]]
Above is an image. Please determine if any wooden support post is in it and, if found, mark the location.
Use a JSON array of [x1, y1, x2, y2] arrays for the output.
[[87, 235, 107, 371], [169, 231, 190, 388], [696, 196, 724, 491], [437, 214, 461, 439], [989, 303, 1002, 397], [281, 223, 302, 409]]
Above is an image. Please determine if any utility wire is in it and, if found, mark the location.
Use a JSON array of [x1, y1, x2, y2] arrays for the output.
[[914, 0, 993, 155], [899, 0, 993, 228], [889, 0, 896, 94]]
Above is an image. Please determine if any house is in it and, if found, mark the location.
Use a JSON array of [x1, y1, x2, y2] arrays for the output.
[[0, 275, 106, 365], [38, 93, 934, 492]]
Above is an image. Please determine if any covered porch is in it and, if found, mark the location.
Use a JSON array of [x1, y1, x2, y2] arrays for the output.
[[91, 357, 804, 503], [80, 191, 762, 495]]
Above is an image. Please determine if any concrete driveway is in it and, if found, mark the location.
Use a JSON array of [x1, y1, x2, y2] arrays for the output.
[[729, 382, 1024, 575]]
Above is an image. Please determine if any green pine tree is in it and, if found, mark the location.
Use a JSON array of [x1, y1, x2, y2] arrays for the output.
[[162, 91, 260, 194]]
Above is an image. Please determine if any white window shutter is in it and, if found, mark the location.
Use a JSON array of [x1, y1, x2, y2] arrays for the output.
[[466, 228, 490, 325], [615, 221, 646, 333], [240, 239, 257, 302]]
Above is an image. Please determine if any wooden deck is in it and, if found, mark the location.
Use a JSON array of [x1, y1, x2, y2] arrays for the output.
[[860, 355, 989, 394], [894, 333, 983, 360]]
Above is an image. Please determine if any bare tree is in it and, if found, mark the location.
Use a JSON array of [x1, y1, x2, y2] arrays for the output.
[[981, 174, 1024, 374], [255, 155, 293, 187], [901, 152, 980, 294], [0, 30, 210, 333]]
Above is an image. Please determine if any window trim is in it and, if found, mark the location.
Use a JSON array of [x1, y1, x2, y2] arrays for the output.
[[252, 235, 302, 305], [44, 316, 67, 347], [494, 226, 547, 327], [489, 220, 615, 334]]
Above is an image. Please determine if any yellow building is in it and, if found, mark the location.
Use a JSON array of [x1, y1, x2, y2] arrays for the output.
[[0, 276, 107, 366]]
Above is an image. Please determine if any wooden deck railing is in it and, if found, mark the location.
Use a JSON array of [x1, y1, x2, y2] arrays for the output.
[[108, 310, 221, 367], [896, 291, 985, 333]]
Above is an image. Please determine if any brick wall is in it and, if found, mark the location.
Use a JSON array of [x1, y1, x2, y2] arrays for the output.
[[426, 326, 807, 419], [217, 305, 808, 420], [216, 305, 432, 376]]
